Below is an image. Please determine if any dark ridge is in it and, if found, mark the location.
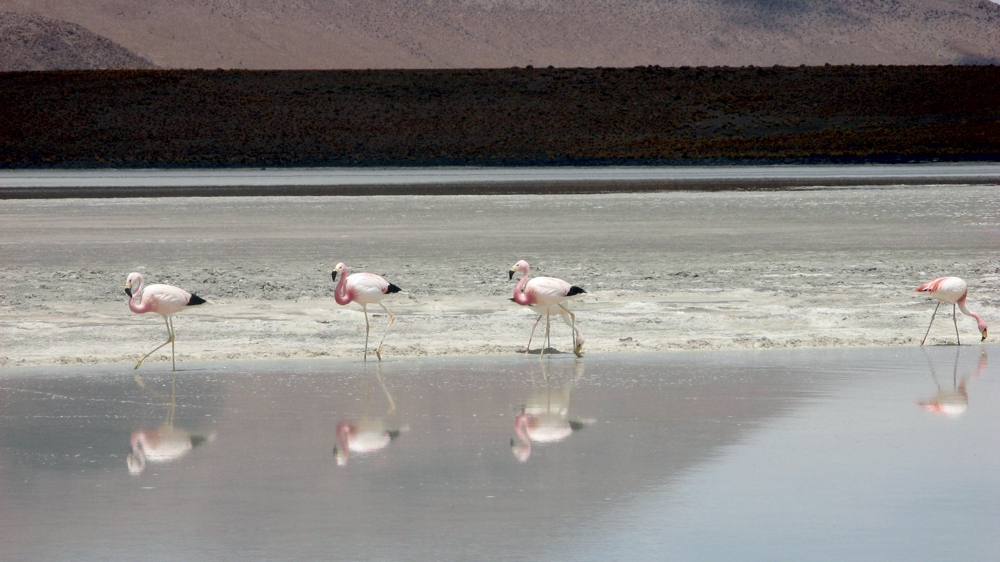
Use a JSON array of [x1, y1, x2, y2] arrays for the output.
[[187, 294, 208, 306], [567, 286, 586, 297], [1, 66, 999, 169], [385, 283, 402, 294]]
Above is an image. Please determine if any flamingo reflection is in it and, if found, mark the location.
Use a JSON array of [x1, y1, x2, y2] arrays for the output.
[[919, 348, 988, 418], [334, 365, 409, 466], [511, 358, 594, 462], [127, 376, 216, 475]]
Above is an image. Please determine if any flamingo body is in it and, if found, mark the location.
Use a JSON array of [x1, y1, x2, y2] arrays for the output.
[[509, 260, 585, 356], [332, 263, 401, 361], [125, 272, 207, 370], [915, 276, 987, 345]]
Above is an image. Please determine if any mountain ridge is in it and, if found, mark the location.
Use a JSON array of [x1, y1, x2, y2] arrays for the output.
[[0, 0, 998, 70]]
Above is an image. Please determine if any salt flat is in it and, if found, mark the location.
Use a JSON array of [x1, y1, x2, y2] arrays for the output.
[[1, 184, 998, 368]]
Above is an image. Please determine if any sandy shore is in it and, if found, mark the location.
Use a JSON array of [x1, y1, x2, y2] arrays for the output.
[[1, 184, 998, 368]]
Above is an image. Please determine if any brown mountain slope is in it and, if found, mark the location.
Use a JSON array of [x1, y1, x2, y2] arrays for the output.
[[0, 12, 154, 71], [0, 1, 998, 69]]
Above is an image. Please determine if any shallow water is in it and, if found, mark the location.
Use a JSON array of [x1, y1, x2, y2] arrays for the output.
[[1, 347, 998, 561]]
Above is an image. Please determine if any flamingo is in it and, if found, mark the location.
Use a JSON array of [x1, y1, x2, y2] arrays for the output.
[[915, 276, 988, 346], [125, 272, 208, 371], [331, 262, 401, 361], [509, 260, 586, 356]]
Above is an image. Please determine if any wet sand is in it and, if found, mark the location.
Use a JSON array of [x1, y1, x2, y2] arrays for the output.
[[1, 184, 998, 368]]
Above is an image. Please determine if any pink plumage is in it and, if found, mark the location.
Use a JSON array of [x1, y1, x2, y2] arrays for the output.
[[125, 272, 207, 371], [915, 276, 988, 346], [331, 262, 401, 361], [509, 260, 585, 356]]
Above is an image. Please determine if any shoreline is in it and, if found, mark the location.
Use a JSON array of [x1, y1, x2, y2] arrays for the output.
[[2, 186, 997, 369], [3, 163, 1000, 198]]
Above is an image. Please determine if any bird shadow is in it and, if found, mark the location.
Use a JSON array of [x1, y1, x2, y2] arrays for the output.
[[522, 347, 577, 356]]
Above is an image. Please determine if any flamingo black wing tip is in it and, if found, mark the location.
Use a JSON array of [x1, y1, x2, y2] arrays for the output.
[[567, 286, 586, 297], [385, 283, 402, 294], [187, 294, 208, 306]]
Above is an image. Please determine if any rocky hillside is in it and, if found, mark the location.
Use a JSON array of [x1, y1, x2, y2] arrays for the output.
[[0, 12, 153, 71], [2, 66, 998, 168], [0, 0, 998, 69]]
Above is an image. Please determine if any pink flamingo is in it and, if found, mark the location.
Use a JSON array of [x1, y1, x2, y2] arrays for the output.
[[125, 272, 208, 371], [915, 276, 988, 346], [509, 260, 586, 356], [331, 262, 401, 361]]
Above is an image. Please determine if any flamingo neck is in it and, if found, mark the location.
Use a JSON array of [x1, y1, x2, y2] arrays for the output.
[[957, 295, 988, 336], [334, 266, 352, 305], [512, 266, 531, 306], [128, 280, 150, 313], [957, 298, 977, 319]]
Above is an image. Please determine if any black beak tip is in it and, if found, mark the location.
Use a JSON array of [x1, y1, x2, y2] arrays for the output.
[[331, 271, 337, 282], [125, 288, 132, 298], [508, 271, 514, 280]]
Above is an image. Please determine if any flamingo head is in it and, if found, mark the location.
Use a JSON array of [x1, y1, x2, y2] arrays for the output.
[[331, 262, 346, 282], [978, 318, 988, 342], [508, 260, 530, 280], [124, 272, 143, 298]]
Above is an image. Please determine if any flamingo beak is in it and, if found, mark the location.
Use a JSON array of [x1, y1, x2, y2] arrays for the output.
[[331, 270, 338, 282], [124, 282, 132, 298], [508, 269, 515, 281], [982, 330, 988, 342]]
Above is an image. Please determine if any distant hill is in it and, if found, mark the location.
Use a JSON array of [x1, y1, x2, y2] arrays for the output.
[[2, 66, 998, 168], [0, 12, 154, 71], [0, 0, 998, 70]]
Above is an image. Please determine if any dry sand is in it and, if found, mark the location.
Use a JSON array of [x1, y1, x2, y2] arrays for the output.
[[1, 185, 998, 369]]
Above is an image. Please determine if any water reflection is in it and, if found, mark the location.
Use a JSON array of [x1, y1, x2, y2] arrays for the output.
[[919, 349, 988, 418], [334, 365, 409, 466], [511, 358, 595, 462], [127, 376, 216, 474]]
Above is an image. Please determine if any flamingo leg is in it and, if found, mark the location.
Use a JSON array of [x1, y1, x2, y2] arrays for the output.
[[542, 308, 552, 354], [169, 316, 176, 371], [558, 303, 582, 357], [953, 303, 961, 345], [920, 302, 942, 346], [135, 315, 175, 370], [375, 303, 396, 361], [362, 305, 370, 362], [525, 315, 543, 354]]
